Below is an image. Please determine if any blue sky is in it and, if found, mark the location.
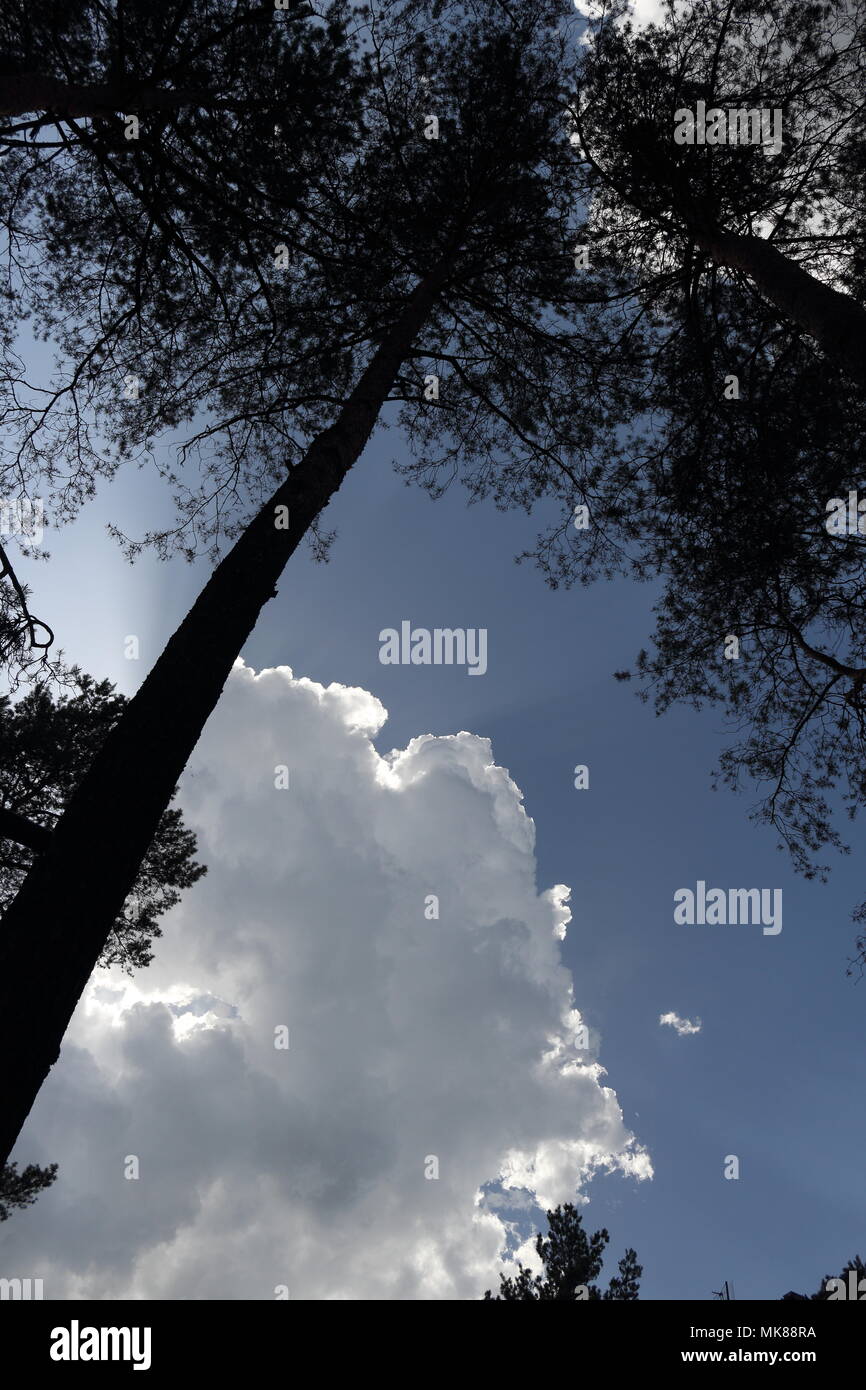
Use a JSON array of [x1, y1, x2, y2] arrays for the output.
[[9, 393, 866, 1300]]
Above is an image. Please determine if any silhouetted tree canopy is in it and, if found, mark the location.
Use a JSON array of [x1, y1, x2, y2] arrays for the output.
[[1, 0, 864, 1171], [0, 0, 644, 1170], [484, 1203, 642, 1300], [0, 1158, 58, 1221], [447, 0, 866, 965], [0, 672, 206, 970]]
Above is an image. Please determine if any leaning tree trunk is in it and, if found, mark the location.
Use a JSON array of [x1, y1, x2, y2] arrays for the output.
[[0, 260, 451, 1168], [694, 229, 866, 388]]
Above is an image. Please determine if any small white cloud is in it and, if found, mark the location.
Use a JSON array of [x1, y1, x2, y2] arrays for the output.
[[659, 1010, 702, 1037]]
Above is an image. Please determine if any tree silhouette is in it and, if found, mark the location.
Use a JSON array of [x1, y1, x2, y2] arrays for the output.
[[0, 544, 57, 690], [0, 671, 205, 1201], [0, 0, 368, 654], [460, 0, 866, 962], [0, 671, 206, 972], [484, 1203, 642, 1301], [0, 0, 311, 139], [569, 0, 866, 386], [0, 1159, 58, 1221], [0, 0, 636, 1167], [2, 0, 864, 1174], [597, 301, 866, 963]]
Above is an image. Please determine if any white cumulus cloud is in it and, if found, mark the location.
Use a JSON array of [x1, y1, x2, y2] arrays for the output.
[[659, 1011, 702, 1037], [4, 661, 650, 1300]]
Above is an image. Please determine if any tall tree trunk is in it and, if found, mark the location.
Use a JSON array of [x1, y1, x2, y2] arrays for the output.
[[694, 229, 866, 388], [0, 260, 450, 1167]]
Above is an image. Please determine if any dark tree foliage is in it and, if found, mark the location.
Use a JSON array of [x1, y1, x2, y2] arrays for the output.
[[419, 0, 866, 966], [0, 550, 58, 689], [604, 301, 866, 890], [5, 0, 633, 560], [0, 0, 859, 1172], [0, 0, 319, 138], [570, 0, 866, 383], [484, 1203, 642, 1301], [783, 1254, 866, 1299], [0, 0, 644, 1169], [0, 1158, 58, 1221], [0, 0, 372, 684], [0, 0, 368, 539], [0, 673, 206, 970]]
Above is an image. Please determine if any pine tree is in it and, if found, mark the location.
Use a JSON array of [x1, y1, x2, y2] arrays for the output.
[[0, 1159, 58, 1221], [0, 671, 206, 972], [484, 1203, 642, 1301], [0, 0, 625, 1167]]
